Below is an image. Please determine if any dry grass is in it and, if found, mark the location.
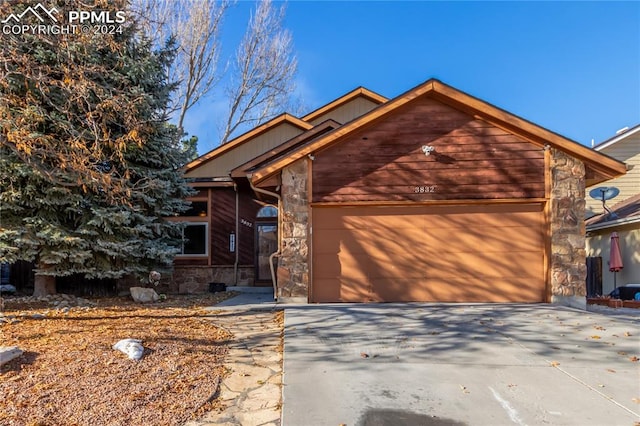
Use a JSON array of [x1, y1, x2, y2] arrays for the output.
[[1, 292, 237, 426]]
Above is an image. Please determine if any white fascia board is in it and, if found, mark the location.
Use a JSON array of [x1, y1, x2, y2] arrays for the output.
[[594, 125, 640, 151], [586, 215, 640, 232]]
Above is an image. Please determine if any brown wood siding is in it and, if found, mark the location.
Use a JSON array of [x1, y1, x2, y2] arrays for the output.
[[312, 98, 545, 203], [238, 192, 261, 265], [211, 188, 236, 265], [209, 188, 261, 266], [311, 203, 546, 303]]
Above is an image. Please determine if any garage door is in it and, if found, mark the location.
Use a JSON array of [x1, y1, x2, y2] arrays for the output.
[[311, 203, 546, 303]]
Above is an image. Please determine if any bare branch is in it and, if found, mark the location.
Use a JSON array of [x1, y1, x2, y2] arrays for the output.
[[130, 0, 228, 133], [221, 0, 297, 143]]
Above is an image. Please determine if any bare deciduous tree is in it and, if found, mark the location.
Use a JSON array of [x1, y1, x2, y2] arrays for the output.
[[131, 0, 228, 133], [221, 0, 298, 143], [131, 0, 298, 146]]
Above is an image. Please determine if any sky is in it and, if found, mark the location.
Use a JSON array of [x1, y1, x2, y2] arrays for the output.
[[183, 1, 640, 155]]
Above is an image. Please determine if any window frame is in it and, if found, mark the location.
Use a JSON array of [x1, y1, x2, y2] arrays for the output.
[[176, 222, 209, 257]]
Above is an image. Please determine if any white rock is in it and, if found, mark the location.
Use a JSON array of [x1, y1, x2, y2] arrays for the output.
[[0, 346, 23, 366], [0, 284, 16, 293], [129, 287, 160, 303], [113, 339, 144, 360]]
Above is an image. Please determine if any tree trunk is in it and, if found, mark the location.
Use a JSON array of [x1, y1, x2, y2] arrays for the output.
[[33, 274, 56, 297]]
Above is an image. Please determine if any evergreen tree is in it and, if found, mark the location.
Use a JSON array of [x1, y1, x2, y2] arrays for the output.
[[0, 0, 193, 296]]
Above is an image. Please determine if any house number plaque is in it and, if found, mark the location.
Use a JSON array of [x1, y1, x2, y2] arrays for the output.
[[414, 185, 437, 193]]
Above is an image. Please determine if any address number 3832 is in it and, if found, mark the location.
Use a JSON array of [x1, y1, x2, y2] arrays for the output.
[[414, 185, 437, 193]]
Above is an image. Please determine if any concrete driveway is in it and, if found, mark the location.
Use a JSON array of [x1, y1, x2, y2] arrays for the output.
[[282, 303, 640, 426]]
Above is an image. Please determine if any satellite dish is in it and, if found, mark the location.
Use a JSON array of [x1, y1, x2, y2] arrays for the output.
[[589, 186, 620, 201], [589, 186, 619, 219]]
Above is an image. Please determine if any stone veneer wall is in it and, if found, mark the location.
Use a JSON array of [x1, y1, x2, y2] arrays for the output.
[[277, 159, 310, 301], [549, 148, 587, 309], [117, 266, 254, 294], [172, 266, 255, 293]]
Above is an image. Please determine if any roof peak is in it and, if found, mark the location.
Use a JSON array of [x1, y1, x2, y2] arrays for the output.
[[301, 86, 387, 122]]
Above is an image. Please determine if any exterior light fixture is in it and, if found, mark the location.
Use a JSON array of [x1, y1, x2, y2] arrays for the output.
[[421, 145, 435, 156]]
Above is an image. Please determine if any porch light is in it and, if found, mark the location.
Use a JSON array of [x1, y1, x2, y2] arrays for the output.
[[422, 145, 435, 156]]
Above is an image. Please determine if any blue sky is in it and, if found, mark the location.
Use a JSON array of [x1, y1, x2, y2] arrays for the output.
[[184, 1, 640, 155]]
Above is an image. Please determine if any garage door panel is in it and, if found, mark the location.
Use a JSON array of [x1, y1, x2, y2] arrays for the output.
[[419, 226, 542, 253], [312, 204, 546, 303], [319, 226, 542, 258], [313, 253, 368, 280], [314, 229, 425, 255], [313, 278, 372, 303], [371, 278, 544, 303], [421, 251, 544, 278], [364, 249, 544, 278], [359, 231, 541, 260], [327, 204, 543, 230]]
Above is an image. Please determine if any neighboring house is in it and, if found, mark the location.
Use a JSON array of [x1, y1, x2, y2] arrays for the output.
[[586, 194, 640, 295], [585, 125, 640, 295], [585, 124, 640, 217], [164, 78, 626, 308]]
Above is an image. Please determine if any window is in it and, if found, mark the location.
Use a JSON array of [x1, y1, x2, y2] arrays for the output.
[[181, 201, 208, 217], [257, 205, 277, 218], [178, 223, 208, 256]]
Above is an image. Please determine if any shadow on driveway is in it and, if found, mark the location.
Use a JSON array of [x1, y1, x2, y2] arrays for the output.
[[282, 303, 640, 426]]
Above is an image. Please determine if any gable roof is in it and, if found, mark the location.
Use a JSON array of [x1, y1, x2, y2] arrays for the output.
[[184, 113, 312, 173], [593, 123, 640, 151], [248, 79, 627, 186], [301, 87, 387, 123], [230, 119, 341, 179], [586, 193, 640, 231]]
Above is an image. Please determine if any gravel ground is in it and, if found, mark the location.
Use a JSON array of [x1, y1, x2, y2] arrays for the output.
[[1, 292, 237, 426]]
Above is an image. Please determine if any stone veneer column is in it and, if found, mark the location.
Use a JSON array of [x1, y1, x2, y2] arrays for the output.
[[549, 148, 587, 309], [277, 159, 310, 302]]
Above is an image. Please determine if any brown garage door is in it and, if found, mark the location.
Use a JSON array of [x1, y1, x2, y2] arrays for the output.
[[311, 203, 546, 303]]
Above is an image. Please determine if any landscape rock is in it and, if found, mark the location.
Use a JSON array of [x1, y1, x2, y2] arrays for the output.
[[0, 284, 17, 293], [0, 346, 23, 366], [129, 287, 160, 303], [113, 339, 144, 360]]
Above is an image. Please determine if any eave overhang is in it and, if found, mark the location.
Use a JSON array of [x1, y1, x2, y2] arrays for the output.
[[183, 113, 312, 174]]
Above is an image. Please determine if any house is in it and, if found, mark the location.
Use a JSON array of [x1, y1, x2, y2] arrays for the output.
[[585, 125, 640, 295], [169, 78, 627, 308], [172, 88, 387, 294], [585, 124, 640, 217]]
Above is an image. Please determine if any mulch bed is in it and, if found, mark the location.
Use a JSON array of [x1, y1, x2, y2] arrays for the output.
[[1, 292, 237, 426]]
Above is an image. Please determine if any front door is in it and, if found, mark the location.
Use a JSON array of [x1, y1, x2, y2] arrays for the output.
[[256, 222, 277, 282]]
